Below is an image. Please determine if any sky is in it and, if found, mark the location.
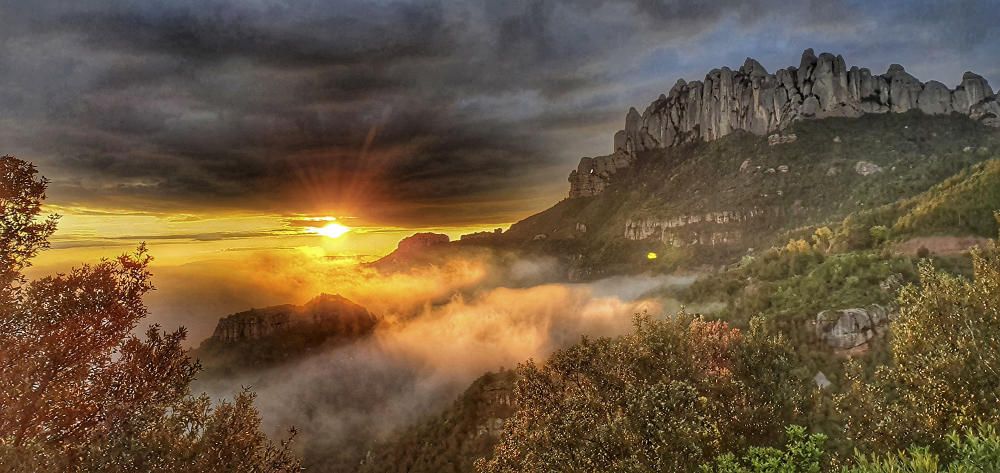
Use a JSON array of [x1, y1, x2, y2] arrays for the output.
[[5, 0, 1000, 277]]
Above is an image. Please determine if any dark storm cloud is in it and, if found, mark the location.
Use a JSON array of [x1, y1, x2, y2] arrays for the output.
[[1, 0, 998, 226]]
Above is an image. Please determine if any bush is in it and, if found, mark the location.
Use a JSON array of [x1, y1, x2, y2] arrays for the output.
[[478, 313, 807, 473], [842, 425, 1000, 473], [700, 425, 827, 473]]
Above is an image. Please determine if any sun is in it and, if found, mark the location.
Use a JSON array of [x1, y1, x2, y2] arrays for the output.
[[311, 222, 351, 239]]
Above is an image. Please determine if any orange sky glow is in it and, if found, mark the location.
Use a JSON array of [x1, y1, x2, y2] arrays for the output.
[[29, 204, 507, 274]]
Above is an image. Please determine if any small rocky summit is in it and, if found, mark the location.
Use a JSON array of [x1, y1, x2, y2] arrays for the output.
[[373, 232, 451, 269], [396, 232, 450, 253], [815, 304, 894, 350], [569, 49, 1000, 198], [211, 294, 376, 344]]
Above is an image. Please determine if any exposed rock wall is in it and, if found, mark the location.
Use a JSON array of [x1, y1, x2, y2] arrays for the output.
[[569, 49, 999, 198], [624, 208, 765, 246]]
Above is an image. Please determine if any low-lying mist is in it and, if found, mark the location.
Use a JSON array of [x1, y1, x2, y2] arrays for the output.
[[151, 248, 693, 470]]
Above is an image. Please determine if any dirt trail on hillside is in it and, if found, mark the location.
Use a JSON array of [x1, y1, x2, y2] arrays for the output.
[[895, 236, 991, 256]]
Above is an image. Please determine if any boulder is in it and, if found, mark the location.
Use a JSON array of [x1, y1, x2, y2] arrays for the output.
[[815, 304, 893, 350], [855, 161, 883, 176], [918, 80, 954, 115], [953, 72, 995, 113], [885, 64, 923, 112], [768, 133, 797, 146]]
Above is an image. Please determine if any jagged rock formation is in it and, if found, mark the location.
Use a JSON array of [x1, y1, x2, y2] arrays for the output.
[[569, 49, 999, 198], [814, 304, 894, 350]]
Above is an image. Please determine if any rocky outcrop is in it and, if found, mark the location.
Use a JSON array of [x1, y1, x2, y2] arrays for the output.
[[568, 49, 999, 198], [854, 161, 883, 176], [397, 232, 449, 252], [768, 133, 797, 146], [624, 209, 765, 245], [461, 228, 503, 242], [372, 232, 451, 269], [210, 294, 376, 344], [568, 150, 634, 198], [814, 304, 894, 350]]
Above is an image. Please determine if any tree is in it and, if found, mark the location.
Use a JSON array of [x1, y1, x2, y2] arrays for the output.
[[867, 226, 889, 247], [838, 248, 1000, 453], [811, 227, 834, 254], [0, 155, 300, 472], [478, 313, 807, 473], [0, 155, 57, 310]]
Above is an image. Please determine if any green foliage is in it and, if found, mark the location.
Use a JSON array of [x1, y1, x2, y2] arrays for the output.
[[869, 226, 890, 246], [842, 425, 1000, 473], [701, 425, 827, 473], [684, 245, 913, 331], [892, 160, 1000, 238], [834, 159, 1000, 253], [838, 249, 1000, 453], [479, 313, 807, 473]]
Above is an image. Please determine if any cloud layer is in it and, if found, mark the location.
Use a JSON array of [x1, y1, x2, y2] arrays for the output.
[[185, 249, 675, 469], [2, 0, 997, 226]]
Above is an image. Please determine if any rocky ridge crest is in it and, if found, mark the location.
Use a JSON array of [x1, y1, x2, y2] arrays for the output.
[[569, 49, 999, 198]]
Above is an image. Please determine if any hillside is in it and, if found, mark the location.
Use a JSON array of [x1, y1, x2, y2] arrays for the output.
[[360, 52, 1000, 472], [505, 112, 1000, 278], [360, 370, 516, 473]]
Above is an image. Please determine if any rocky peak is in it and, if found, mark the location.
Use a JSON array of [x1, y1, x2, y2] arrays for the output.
[[396, 232, 449, 254], [210, 294, 376, 344], [568, 49, 1000, 198], [371, 232, 452, 269]]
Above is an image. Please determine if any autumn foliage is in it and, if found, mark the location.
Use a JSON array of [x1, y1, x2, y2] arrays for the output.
[[0, 155, 300, 472]]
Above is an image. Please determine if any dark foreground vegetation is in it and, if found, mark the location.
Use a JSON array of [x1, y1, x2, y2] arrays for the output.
[[0, 155, 300, 472]]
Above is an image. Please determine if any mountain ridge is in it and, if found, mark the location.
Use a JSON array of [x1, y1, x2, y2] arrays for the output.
[[569, 49, 1000, 199]]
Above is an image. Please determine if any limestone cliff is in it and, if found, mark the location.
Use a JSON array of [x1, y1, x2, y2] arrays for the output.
[[569, 49, 999, 198]]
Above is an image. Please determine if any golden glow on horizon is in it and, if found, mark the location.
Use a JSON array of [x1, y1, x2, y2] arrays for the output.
[[30, 204, 508, 273], [310, 222, 351, 239]]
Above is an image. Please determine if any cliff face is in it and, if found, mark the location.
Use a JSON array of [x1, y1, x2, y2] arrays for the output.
[[569, 49, 1000, 198]]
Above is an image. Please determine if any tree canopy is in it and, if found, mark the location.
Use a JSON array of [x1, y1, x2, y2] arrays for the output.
[[0, 155, 300, 472]]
